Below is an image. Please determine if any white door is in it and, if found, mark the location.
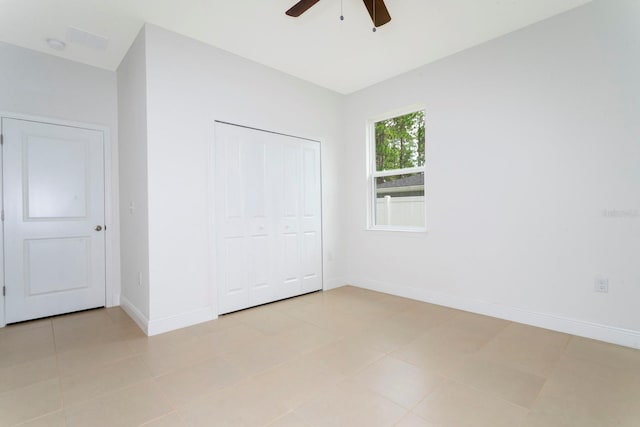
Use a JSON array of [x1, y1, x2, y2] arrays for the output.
[[2, 118, 106, 323], [215, 122, 322, 314], [278, 137, 323, 297]]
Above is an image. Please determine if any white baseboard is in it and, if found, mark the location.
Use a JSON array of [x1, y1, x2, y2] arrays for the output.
[[324, 277, 348, 291], [351, 277, 640, 350], [146, 306, 217, 336], [120, 295, 150, 335], [120, 296, 217, 336]]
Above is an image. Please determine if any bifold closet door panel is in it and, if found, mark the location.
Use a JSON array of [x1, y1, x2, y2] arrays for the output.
[[275, 138, 322, 297], [216, 124, 274, 314], [300, 142, 322, 293]]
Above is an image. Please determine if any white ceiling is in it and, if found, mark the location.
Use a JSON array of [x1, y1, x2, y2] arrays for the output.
[[0, 0, 591, 94]]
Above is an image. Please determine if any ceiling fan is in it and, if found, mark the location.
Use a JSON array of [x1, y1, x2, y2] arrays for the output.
[[286, 0, 391, 28]]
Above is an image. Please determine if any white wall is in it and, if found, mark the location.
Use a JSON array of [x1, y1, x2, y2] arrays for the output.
[[117, 30, 151, 323], [0, 42, 121, 314], [0, 42, 118, 127], [142, 25, 346, 333], [343, 1, 640, 347]]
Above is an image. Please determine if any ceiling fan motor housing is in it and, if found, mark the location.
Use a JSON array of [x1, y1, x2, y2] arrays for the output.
[[286, 0, 391, 27]]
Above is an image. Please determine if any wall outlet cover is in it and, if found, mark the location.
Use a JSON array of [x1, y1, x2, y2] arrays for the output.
[[595, 277, 609, 293]]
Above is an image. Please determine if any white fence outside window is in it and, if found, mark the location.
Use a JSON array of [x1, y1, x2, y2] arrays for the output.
[[375, 196, 425, 228]]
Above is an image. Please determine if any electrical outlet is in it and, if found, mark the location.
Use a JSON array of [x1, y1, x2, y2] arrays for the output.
[[595, 276, 609, 293]]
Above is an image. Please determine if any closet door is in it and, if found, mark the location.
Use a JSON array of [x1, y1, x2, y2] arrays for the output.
[[277, 139, 322, 298], [215, 122, 322, 314]]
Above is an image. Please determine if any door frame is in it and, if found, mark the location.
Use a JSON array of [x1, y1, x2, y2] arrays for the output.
[[0, 112, 115, 328]]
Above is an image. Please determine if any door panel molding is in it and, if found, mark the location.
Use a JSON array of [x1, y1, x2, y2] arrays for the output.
[[0, 112, 115, 328], [24, 236, 92, 296]]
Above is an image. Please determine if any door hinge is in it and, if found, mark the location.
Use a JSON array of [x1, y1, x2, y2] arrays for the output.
[[0, 133, 3, 145], [1, 210, 3, 221], [2, 286, 5, 297]]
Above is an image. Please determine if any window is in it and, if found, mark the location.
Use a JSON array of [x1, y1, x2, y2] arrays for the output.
[[369, 109, 426, 231]]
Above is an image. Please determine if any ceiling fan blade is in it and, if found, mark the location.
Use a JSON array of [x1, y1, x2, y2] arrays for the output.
[[362, 0, 391, 27], [286, 0, 321, 17]]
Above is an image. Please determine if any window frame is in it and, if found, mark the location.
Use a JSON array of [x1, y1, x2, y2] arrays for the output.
[[366, 106, 427, 233]]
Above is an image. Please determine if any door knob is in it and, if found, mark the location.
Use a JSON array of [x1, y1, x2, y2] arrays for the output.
[[95, 225, 103, 231]]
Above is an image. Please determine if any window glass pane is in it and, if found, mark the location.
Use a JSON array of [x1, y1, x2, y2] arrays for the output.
[[375, 110, 425, 172], [374, 172, 425, 227]]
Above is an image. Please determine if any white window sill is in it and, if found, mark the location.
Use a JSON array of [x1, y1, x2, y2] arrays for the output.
[[367, 226, 428, 233]]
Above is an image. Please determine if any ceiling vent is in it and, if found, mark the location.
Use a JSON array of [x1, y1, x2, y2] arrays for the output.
[[66, 26, 109, 50]]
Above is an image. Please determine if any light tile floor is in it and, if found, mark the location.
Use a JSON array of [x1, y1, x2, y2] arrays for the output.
[[1, 286, 640, 426]]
